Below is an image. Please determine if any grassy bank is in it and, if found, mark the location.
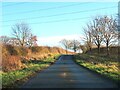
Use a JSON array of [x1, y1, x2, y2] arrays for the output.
[[1, 44, 72, 72], [74, 54, 120, 83], [2, 54, 60, 88]]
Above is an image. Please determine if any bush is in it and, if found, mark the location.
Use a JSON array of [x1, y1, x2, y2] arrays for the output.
[[1, 45, 25, 72], [17, 47, 29, 56], [2, 55, 24, 72], [5, 45, 18, 55], [1, 44, 70, 72], [31, 46, 40, 53], [86, 46, 119, 56]]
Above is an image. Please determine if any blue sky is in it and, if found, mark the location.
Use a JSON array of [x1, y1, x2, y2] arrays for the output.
[[1, 2, 118, 47]]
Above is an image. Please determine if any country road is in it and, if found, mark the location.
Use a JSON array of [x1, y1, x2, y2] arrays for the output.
[[21, 55, 118, 88]]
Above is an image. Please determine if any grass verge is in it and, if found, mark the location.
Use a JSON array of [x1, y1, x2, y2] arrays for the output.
[[1, 54, 61, 88], [74, 54, 120, 83]]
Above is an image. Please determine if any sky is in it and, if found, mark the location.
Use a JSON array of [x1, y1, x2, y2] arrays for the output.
[[0, 1, 119, 47]]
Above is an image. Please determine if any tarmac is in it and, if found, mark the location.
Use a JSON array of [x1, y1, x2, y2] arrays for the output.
[[21, 55, 118, 88]]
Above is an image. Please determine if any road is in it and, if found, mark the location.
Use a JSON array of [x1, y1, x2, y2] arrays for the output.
[[21, 55, 118, 88]]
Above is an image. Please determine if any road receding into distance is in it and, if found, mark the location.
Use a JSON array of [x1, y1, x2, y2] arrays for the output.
[[21, 55, 118, 88]]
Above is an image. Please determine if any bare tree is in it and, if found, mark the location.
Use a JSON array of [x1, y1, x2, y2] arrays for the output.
[[12, 22, 31, 47], [60, 39, 71, 54], [84, 16, 118, 55], [118, 13, 120, 47], [79, 45, 87, 53], [83, 24, 93, 52], [27, 34, 38, 48], [69, 40, 80, 53], [100, 16, 118, 56], [90, 17, 104, 54]]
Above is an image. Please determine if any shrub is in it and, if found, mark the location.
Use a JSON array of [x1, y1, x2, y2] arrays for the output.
[[86, 46, 119, 56], [5, 45, 18, 56], [2, 55, 23, 72], [31, 46, 40, 53], [40, 47, 49, 53], [1, 44, 70, 72], [16, 47, 28, 56]]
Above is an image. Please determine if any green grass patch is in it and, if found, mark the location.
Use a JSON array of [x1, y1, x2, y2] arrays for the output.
[[2, 54, 61, 88], [74, 54, 120, 82]]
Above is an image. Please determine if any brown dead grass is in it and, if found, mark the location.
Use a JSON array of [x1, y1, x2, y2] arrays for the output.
[[1, 44, 73, 72], [2, 55, 24, 72]]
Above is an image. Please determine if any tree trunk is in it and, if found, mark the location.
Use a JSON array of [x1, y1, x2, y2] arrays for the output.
[[74, 49, 76, 53], [98, 44, 100, 54], [106, 41, 109, 56], [89, 47, 92, 54], [66, 49, 68, 54], [21, 43, 24, 47]]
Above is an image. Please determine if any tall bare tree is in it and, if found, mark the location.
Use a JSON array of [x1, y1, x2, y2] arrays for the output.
[[100, 16, 118, 55], [83, 24, 93, 52], [60, 39, 71, 54], [118, 12, 120, 47], [90, 17, 104, 54], [12, 22, 31, 47], [83, 16, 118, 55]]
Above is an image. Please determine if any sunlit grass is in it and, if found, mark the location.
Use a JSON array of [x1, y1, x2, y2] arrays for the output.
[[1, 54, 60, 88], [74, 54, 120, 82]]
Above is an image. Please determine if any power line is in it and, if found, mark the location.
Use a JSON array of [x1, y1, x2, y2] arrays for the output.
[[2, 2, 26, 7], [2, 13, 116, 27], [1, 6, 117, 22], [1, 2, 91, 16], [2, 17, 91, 27]]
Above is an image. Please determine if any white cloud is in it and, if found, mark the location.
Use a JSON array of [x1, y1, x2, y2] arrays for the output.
[[37, 34, 84, 47]]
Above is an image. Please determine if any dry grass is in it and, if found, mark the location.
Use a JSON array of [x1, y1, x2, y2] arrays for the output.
[[1, 44, 72, 72], [74, 52, 120, 82], [74, 46, 119, 82], [2, 55, 24, 72]]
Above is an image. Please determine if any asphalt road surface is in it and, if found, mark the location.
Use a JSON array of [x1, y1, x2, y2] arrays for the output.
[[21, 55, 118, 88]]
